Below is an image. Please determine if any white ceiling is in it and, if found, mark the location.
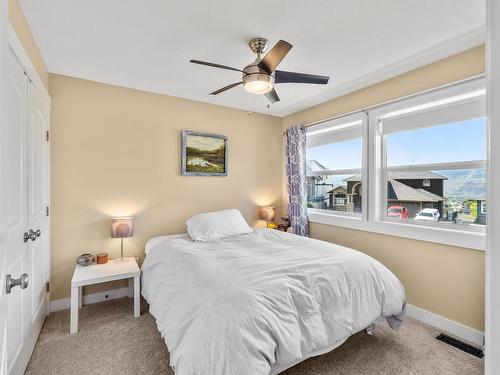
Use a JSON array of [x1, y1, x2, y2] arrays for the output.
[[19, 0, 485, 117]]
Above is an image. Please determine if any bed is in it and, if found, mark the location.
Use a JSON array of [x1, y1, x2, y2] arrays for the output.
[[142, 228, 406, 375]]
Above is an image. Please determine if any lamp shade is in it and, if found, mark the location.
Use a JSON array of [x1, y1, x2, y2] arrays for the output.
[[259, 206, 275, 221], [111, 217, 134, 238]]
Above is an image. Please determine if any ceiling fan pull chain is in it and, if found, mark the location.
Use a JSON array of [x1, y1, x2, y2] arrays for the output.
[[248, 92, 252, 116]]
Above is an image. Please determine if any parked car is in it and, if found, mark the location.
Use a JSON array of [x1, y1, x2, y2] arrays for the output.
[[415, 208, 440, 222], [387, 205, 409, 219]]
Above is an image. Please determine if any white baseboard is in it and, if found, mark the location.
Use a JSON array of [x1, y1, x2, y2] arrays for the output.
[[49, 289, 484, 348], [406, 304, 484, 348], [50, 286, 131, 313]]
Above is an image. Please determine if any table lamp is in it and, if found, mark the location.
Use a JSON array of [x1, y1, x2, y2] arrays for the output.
[[259, 206, 275, 228], [111, 217, 133, 261]]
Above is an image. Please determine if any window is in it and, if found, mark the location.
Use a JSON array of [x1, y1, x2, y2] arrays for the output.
[[306, 114, 367, 218], [305, 78, 486, 250], [378, 81, 486, 232]]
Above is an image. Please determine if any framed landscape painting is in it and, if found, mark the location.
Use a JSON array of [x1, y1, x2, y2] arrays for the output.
[[181, 131, 228, 176]]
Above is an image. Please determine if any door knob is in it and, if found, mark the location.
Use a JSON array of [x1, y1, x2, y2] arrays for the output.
[[6, 273, 29, 294], [23, 229, 40, 242]]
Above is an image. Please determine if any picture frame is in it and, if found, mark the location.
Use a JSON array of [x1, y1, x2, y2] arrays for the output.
[[181, 130, 228, 176]]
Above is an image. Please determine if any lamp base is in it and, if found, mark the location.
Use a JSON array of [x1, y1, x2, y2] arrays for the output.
[[110, 237, 131, 263], [110, 256, 135, 263]]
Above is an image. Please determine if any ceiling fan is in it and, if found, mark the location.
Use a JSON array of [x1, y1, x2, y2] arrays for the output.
[[190, 37, 330, 104]]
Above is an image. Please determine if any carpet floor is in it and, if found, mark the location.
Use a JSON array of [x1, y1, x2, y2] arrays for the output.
[[25, 298, 483, 375]]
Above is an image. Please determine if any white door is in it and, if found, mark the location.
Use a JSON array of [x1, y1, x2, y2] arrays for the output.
[[4, 46, 48, 375], [26, 79, 48, 344], [5, 47, 29, 375]]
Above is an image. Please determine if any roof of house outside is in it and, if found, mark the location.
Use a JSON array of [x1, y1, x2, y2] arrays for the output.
[[327, 185, 347, 194], [322, 179, 446, 202], [344, 171, 447, 182], [306, 160, 328, 175], [343, 175, 361, 182], [388, 179, 446, 202], [389, 171, 448, 180]]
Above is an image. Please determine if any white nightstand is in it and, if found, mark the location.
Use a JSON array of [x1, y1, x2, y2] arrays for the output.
[[70, 257, 140, 334]]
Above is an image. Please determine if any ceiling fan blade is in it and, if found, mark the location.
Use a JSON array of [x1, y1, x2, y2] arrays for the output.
[[258, 40, 293, 73], [275, 70, 330, 85], [265, 88, 280, 103], [210, 82, 243, 95], [190, 60, 243, 73]]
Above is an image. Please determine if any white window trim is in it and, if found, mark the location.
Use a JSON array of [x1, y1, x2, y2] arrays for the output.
[[306, 78, 486, 251], [309, 210, 486, 250]]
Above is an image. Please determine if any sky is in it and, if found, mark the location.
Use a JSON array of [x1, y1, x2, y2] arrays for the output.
[[187, 134, 224, 151], [307, 118, 487, 170]]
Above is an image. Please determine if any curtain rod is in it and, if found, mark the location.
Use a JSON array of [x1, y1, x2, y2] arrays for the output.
[[282, 73, 485, 135]]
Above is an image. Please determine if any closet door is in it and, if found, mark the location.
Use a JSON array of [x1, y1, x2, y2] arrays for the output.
[[5, 47, 30, 375], [26, 80, 48, 350]]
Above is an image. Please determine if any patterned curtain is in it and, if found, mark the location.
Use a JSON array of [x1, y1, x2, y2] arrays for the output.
[[285, 125, 309, 236]]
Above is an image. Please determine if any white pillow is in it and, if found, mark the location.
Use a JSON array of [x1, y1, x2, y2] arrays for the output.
[[186, 209, 253, 241]]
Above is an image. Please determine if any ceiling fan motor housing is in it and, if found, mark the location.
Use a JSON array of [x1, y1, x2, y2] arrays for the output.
[[248, 37, 269, 56]]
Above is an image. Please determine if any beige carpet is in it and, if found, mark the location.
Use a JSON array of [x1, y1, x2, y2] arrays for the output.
[[25, 298, 483, 375]]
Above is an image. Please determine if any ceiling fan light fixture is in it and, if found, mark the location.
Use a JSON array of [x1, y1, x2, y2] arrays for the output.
[[191, 37, 330, 103], [243, 74, 274, 95]]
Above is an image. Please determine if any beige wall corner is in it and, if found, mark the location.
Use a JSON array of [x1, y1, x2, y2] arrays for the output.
[[49, 74, 283, 301], [8, 0, 49, 90], [281, 45, 486, 331]]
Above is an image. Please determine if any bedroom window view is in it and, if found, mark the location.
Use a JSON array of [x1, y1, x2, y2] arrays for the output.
[[383, 115, 486, 229], [305, 80, 486, 241], [306, 119, 363, 216]]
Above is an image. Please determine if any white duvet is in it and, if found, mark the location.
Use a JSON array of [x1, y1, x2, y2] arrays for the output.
[[141, 229, 406, 375]]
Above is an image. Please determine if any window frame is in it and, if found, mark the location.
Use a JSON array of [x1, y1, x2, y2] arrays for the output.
[[306, 112, 368, 223], [306, 78, 486, 251]]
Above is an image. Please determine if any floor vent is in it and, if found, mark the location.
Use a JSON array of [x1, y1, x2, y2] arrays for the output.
[[436, 333, 484, 359]]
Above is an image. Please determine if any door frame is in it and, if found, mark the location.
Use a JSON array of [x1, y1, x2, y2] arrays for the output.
[[0, 0, 9, 373], [7, 25, 49, 107], [486, 0, 500, 373]]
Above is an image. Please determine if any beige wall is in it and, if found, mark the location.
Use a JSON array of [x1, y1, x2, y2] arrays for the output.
[[8, 0, 49, 90], [282, 45, 485, 331], [49, 74, 283, 301]]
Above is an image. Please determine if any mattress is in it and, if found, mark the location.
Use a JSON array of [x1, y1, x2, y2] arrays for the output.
[[141, 228, 406, 375]]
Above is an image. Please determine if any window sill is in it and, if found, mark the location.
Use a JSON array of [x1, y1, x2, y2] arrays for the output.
[[308, 211, 486, 251]]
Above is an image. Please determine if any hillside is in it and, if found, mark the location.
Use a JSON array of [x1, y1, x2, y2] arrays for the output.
[[441, 168, 486, 200]]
